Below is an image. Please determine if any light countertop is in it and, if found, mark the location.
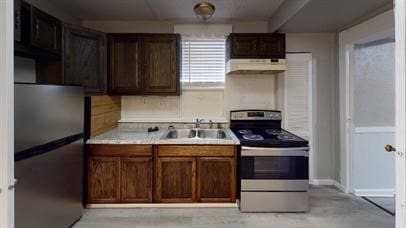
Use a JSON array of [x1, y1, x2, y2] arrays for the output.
[[86, 128, 240, 145]]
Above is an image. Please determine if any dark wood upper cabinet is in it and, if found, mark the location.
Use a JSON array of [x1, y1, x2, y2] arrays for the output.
[[230, 34, 258, 57], [141, 34, 181, 94], [15, 2, 61, 60], [108, 34, 143, 94], [30, 7, 61, 54], [227, 33, 285, 60], [63, 24, 107, 94], [14, 0, 22, 42], [258, 34, 285, 58], [108, 33, 181, 95]]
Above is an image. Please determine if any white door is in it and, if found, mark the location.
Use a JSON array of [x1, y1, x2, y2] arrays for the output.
[[0, 0, 15, 228], [395, 0, 406, 227], [351, 40, 396, 197]]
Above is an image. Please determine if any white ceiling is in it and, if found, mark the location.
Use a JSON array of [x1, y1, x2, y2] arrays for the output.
[[52, 0, 285, 22], [279, 0, 393, 32]]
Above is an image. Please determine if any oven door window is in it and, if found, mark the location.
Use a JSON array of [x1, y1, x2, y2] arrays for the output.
[[240, 156, 308, 179]]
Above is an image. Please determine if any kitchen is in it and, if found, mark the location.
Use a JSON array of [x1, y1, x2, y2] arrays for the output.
[[3, 0, 399, 227]]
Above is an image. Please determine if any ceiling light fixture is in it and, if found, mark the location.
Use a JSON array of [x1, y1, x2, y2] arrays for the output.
[[193, 2, 215, 22]]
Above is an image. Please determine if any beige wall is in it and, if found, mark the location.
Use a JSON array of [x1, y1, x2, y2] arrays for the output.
[[285, 33, 339, 181]]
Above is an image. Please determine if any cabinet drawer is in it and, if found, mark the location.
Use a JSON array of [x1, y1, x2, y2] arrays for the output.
[[89, 144, 152, 157], [158, 146, 235, 157]]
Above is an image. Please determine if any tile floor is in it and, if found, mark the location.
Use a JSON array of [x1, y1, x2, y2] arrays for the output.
[[74, 186, 395, 228]]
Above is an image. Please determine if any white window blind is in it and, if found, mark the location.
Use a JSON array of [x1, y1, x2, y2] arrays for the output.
[[182, 38, 226, 88]]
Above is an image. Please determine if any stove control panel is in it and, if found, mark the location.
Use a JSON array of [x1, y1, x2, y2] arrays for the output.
[[231, 110, 282, 121]]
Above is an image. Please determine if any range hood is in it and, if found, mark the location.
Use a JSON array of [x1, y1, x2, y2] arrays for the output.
[[226, 59, 286, 74]]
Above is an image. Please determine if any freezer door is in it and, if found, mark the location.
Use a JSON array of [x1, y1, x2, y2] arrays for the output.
[[14, 84, 84, 153], [15, 139, 83, 228]]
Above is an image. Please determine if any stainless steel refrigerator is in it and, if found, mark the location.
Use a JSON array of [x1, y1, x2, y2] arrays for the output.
[[14, 84, 84, 228]]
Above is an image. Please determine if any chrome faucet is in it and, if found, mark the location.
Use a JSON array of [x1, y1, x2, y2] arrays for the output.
[[195, 118, 205, 128], [209, 120, 214, 129]]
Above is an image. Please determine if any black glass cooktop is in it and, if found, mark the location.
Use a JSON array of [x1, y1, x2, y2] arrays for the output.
[[231, 128, 309, 148]]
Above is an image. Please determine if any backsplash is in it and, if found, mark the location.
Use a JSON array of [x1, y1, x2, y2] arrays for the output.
[[225, 74, 276, 114], [120, 74, 276, 122], [118, 122, 229, 131]]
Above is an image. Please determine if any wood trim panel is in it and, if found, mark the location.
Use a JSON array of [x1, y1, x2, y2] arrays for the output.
[[158, 145, 235, 157], [89, 144, 153, 157], [90, 95, 121, 137]]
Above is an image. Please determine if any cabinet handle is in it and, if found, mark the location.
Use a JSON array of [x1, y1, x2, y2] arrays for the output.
[[15, 11, 21, 30], [54, 27, 57, 49], [35, 20, 40, 39]]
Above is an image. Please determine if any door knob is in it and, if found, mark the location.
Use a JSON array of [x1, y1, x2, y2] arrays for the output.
[[385, 144, 396, 152]]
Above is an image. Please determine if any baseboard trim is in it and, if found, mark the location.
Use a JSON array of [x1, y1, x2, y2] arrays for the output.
[[310, 179, 347, 192], [87, 203, 238, 209], [354, 189, 395, 197]]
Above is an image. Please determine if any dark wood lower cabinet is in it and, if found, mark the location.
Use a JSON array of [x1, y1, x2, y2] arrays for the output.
[[87, 145, 153, 204], [197, 157, 236, 202], [155, 146, 237, 203], [87, 145, 236, 204], [121, 157, 153, 203], [88, 157, 120, 203], [155, 157, 196, 203]]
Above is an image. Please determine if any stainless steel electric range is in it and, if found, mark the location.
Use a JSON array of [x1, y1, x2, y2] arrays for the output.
[[230, 110, 309, 212]]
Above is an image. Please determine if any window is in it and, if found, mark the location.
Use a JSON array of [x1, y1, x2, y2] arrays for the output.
[[182, 38, 226, 88]]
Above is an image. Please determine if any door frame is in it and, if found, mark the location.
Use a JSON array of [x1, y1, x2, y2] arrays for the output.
[[339, 10, 395, 193], [395, 0, 406, 226], [0, 0, 15, 228]]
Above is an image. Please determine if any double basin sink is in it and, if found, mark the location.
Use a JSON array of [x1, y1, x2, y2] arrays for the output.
[[161, 128, 232, 140]]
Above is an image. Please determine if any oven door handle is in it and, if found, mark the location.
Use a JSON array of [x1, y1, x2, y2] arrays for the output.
[[241, 146, 309, 157]]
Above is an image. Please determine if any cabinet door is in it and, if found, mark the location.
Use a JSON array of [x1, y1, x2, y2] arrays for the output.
[[197, 157, 236, 202], [88, 157, 120, 203], [64, 25, 107, 94], [230, 35, 258, 58], [155, 157, 196, 203], [259, 34, 285, 59], [120, 157, 153, 203], [142, 34, 180, 94], [14, 0, 22, 42], [108, 34, 142, 94], [30, 7, 61, 54]]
